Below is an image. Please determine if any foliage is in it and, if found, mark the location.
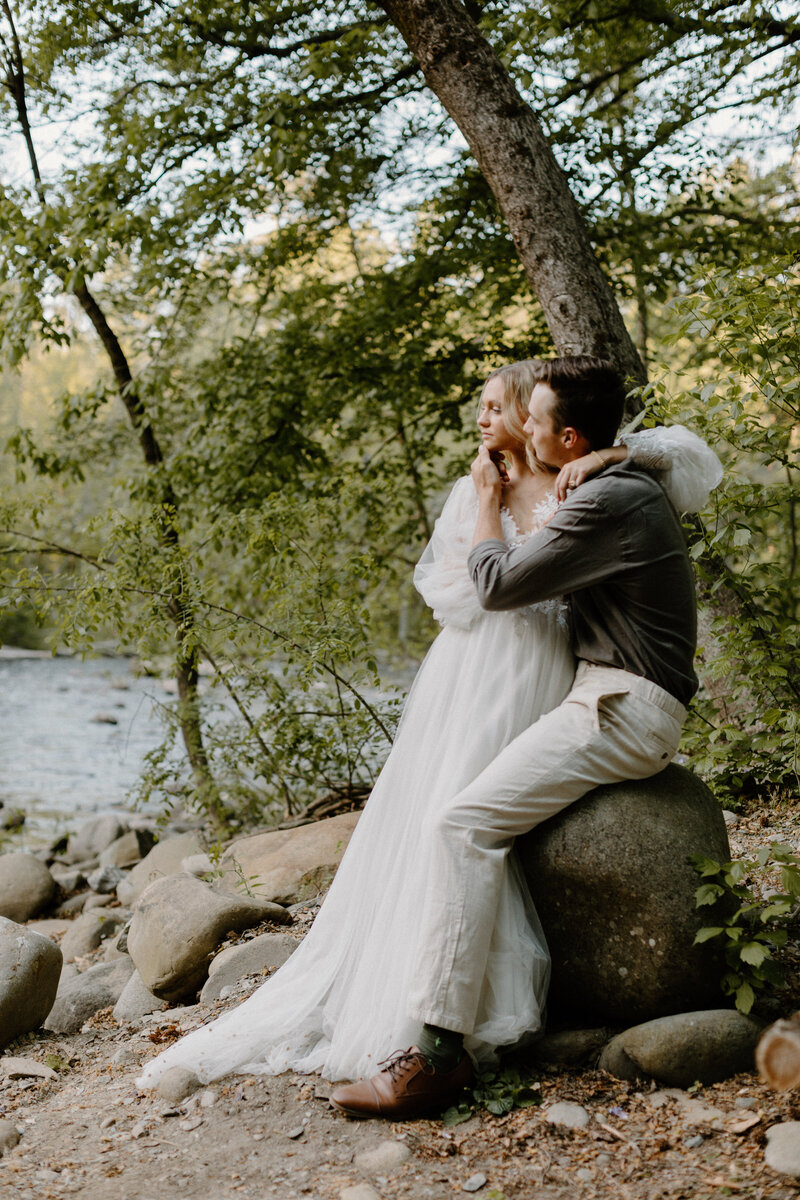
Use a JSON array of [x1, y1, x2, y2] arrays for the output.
[[631, 255, 800, 801], [0, 2, 798, 823], [442, 1064, 542, 1126], [691, 844, 800, 1014]]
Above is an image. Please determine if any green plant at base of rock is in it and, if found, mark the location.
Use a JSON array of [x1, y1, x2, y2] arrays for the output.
[[442, 1065, 543, 1126], [691, 843, 800, 1013]]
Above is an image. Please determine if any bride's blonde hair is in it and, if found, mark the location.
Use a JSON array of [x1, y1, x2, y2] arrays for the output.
[[479, 359, 546, 472]]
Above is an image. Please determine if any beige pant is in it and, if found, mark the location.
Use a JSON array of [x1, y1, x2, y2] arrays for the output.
[[408, 662, 687, 1034]]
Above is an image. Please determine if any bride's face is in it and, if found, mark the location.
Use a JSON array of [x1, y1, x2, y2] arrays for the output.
[[477, 377, 522, 454]]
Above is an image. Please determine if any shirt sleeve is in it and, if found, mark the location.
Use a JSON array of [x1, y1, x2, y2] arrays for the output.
[[468, 487, 623, 611]]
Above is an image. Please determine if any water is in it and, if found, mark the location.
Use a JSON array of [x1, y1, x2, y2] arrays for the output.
[[0, 651, 172, 842]]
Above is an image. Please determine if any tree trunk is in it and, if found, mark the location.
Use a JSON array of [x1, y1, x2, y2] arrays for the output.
[[2, 7, 221, 819], [379, 0, 647, 396], [756, 1015, 800, 1091]]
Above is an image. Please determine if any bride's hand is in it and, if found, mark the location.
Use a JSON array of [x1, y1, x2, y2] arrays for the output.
[[471, 446, 505, 495], [555, 446, 626, 501]]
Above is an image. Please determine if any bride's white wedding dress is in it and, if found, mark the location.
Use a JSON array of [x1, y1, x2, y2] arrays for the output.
[[137, 426, 722, 1087]]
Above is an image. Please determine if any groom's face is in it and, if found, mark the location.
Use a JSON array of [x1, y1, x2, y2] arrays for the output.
[[524, 383, 570, 468]]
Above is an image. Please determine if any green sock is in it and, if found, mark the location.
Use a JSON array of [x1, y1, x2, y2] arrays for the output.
[[418, 1023, 464, 1072]]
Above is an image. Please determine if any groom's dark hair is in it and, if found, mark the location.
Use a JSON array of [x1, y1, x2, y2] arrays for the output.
[[532, 356, 626, 449]]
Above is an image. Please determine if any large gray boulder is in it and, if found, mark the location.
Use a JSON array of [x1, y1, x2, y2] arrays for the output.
[[64, 813, 129, 865], [200, 932, 298, 1004], [216, 812, 360, 905], [0, 917, 63, 1048], [127, 873, 289, 1003], [0, 853, 56, 923], [44, 957, 135, 1034], [59, 908, 129, 963], [518, 765, 730, 1024], [99, 829, 155, 870], [113, 969, 168, 1023], [116, 832, 203, 906], [599, 1009, 763, 1085]]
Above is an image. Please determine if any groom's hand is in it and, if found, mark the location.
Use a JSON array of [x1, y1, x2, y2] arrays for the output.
[[471, 446, 504, 497]]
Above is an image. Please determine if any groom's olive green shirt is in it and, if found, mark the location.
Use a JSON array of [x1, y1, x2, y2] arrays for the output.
[[468, 460, 698, 706]]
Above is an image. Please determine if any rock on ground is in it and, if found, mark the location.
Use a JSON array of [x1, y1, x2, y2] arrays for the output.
[[127, 873, 289, 1002], [44, 957, 135, 1034], [599, 1009, 763, 1085], [116, 832, 203, 906], [60, 908, 129, 963], [518, 765, 730, 1024], [0, 852, 56, 922], [765, 1122, 800, 1178], [544, 1102, 591, 1129], [217, 812, 360, 905], [0, 1119, 20, 1155], [99, 828, 156, 869], [0, 917, 63, 1049], [354, 1140, 412, 1174], [65, 813, 129, 865], [113, 969, 168, 1023], [530, 1028, 611, 1067], [155, 1066, 201, 1104], [200, 932, 298, 1004]]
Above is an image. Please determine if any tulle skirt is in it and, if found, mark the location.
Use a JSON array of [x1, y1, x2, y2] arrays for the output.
[[137, 604, 575, 1085]]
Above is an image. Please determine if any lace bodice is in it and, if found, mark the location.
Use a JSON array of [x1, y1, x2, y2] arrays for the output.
[[414, 477, 566, 631], [414, 425, 722, 630]]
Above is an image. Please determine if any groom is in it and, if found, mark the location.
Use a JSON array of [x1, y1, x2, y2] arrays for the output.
[[331, 355, 697, 1119]]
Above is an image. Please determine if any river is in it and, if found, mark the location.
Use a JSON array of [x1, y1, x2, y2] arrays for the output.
[[0, 651, 173, 843]]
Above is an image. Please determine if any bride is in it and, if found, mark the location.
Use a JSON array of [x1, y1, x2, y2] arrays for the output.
[[138, 360, 722, 1087]]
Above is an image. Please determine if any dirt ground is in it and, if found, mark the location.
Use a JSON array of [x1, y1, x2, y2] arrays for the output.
[[1, 803, 798, 1200]]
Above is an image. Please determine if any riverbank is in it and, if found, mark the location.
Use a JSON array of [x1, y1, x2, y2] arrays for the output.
[[0, 800, 798, 1199]]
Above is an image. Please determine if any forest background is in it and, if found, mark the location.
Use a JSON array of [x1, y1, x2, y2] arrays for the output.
[[0, 0, 798, 833]]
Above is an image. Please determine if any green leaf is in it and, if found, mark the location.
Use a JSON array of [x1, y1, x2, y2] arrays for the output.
[[694, 926, 724, 943], [734, 981, 755, 1014]]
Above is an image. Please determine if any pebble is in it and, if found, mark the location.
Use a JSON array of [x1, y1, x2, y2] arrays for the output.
[[199, 1089, 218, 1108], [354, 1140, 412, 1174], [722, 810, 739, 826], [0, 1120, 21, 1155], [765, 1122, 800, 1178], [544, 1101, 591, 1129], [340, 1187, 381, 1200], [111, 1045, 140, 1068], [178, 1115, 203, 1132], [576, 1168, 593, 1182], [1, 1056, 58, 1081], [735, 1096, 758, 1109], [155, 1066, 201, 1104], [287, 1126, 306, 1139], [684, 1135, 705, 1148], [463, 1174, 487, 1192]]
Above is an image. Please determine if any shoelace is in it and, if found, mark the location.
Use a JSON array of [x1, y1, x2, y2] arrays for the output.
[[378, 1048, 435, 1079]]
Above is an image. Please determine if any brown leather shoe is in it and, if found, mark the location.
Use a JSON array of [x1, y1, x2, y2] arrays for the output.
[[329, 1047, 473, 1120]]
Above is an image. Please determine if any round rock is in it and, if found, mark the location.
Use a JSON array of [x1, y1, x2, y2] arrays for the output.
[[0, 853, 56, 923], [0, 1120, 20, 1155], [0, 917, 63, 1049], [765, 1123, 800, 1178], [60, 908, 129, 963], [113, 969, 168, 1023], [44, 957, 135, 1034], [354, 1140, 411, 1174], [65, 813, 129, 865], [127, 872, 289, 1002], [200, 932, 297, 1004], [116, 832, 203, 906], [155, 1066, 201, 1105], [544, 1102, 591, 1129], [518, 765, 731, 1023], [598, 1009, 763, 1085]]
